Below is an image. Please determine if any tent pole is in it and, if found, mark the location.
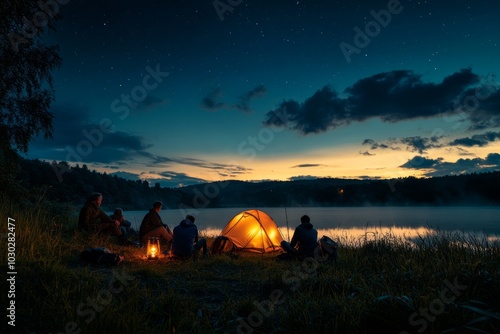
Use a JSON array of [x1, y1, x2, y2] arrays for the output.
[[283, 192, 290, 241]]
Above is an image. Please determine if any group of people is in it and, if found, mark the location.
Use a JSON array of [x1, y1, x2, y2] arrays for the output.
[[78, 192, 319, 259], [78, 193, 208, 257], [137, 200, 208, 256]]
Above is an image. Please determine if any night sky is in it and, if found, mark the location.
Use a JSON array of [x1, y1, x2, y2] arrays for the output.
[[27, 0, 500, 187]]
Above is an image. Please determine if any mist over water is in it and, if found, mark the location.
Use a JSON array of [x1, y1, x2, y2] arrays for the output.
[[120, 206, 500, 242]]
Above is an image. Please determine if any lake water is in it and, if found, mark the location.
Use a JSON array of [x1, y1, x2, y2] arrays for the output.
[[118, 206, 500, 245]]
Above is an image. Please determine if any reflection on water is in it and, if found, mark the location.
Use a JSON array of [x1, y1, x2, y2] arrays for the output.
[[317, 226, 436, 247], [317, 226, 500, 248], [199, 225, 436, 239], [199, 225, 500, 248]]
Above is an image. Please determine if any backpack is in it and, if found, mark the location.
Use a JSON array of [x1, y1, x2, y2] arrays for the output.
[[210, 236, 235, 255], [317, 236, 338, 262], [81, 247, 123, 265]]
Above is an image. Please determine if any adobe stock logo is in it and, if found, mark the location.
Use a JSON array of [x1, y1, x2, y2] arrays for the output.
[[213, 0, 243, 21], [400, 277, 467, 334], [339, 0, 403, 64], [8, 0, 71, 53]]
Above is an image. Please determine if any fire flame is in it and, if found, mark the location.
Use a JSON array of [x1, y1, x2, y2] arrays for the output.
[[150, 245, 157, 257]]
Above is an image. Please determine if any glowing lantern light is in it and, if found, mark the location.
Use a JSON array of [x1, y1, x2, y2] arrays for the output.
[[147, 237, 160, 260]]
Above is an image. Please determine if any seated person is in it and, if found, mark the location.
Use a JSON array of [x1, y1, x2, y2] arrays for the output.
[[281, 215, 318, 258], [171, 215, 208, 257], [139, 201, 172, 246], [78, 192, 127, 244], [110, 208, 135, 238]]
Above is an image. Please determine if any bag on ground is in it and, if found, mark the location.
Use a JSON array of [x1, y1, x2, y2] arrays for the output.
[[210, 236, 236, 255], [81, 247, 123, 265], [317, 235, 338, 261]]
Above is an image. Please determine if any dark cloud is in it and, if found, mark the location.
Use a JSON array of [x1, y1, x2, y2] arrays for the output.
[[264, 86, 347, 134], [263, 100, 299, 127], [347, 69, 479, 122], [172, 157, 251, 175], [135, 95, 168, 111], [399, 136, 442, 154], [468, 113, 500, 131], [454, 147, 476, 156], [400, 153, 500, 177], [363, 130, 500, 157], [264, 69, 499, 135], [363, 136, 441, 154], [485, 153, 500, 165], [360, 151, 375, 156], [362, 139, 398, 151], [461, 78, 500, 131], [146, 155, 175, 165], [201, 85, 266, 113], [400, 156, 443, 169], [30, 105, 154, 164], [291, 164, 326, 168], [217, 166, 250, 177], [449, 131, 500, 147], [145, 155, 252, 178], [201, 88, 226, 111], [235, 85, 266, 113]]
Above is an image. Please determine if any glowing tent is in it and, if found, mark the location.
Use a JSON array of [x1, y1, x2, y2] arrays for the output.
[[216, 209, 284, 253]]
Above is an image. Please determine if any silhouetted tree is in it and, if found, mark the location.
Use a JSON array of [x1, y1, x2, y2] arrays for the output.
[[1, 0, 62, 198], [1, 0, 62, 153]]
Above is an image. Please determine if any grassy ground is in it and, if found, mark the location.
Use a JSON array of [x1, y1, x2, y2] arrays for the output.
[[1, 197, 500, 334]]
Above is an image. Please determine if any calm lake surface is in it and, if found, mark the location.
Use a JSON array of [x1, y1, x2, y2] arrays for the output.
[[119, 206, 500, 243]]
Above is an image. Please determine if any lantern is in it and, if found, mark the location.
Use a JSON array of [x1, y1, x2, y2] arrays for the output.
[[147, 237, 160, 260]]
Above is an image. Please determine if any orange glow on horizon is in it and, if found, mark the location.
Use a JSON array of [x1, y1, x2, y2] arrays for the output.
[[90, 139, 500, 184]]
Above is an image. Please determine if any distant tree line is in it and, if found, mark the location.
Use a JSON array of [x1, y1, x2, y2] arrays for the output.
[[13, 159, 187, 211], [182, 173, 500, 207], [8, 158, 500, 211]]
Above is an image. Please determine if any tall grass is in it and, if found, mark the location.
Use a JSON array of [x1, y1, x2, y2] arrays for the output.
[[1, 196, 499, 333]]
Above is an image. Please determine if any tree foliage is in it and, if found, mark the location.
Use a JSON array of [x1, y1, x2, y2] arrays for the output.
[[0, 0, 62, 154]]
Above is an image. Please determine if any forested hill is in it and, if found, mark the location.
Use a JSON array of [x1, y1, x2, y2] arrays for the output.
[[12, 158, 500, 210]]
